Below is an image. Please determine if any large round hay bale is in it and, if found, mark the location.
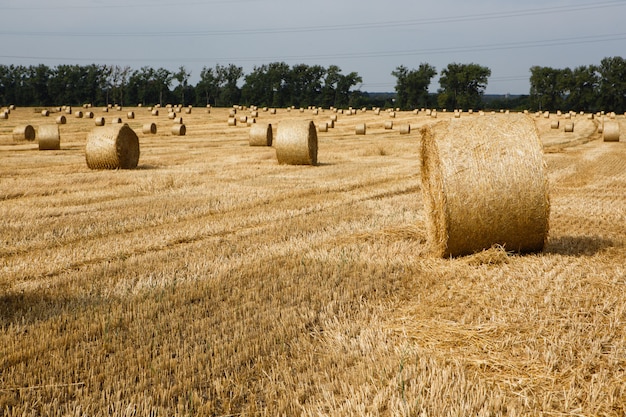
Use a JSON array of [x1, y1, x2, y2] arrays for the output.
[[564, 122, 574, 133], [355, 124, 366, 135], [75, 110, 83, 118], [85, 111, 94, 119], [95, 117, 105, 126], [275, 120, 317, 165], [317, 122, 328, 132], [419, 114, 550, 257], [399, 124, 411, 135], [171, 124, 186, 136], [550, 120, 559, 129], [249, 123, 273, 146], [384, 120, 393, 130], [13, 125, 36, 141], [603, 121, 620, 142], [228, 117, 237, 126], [142, 122, 157, 134], [85, 124, 140, 169], [56, 115, 66, 125], [38, 125, 60, 150]]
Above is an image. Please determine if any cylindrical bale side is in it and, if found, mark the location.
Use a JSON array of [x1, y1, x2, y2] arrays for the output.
[[112, 117, 123, 124], [355, 123, 366, 135], [85, 124, 140, 169], [564, 122, 574, 133], [56, 115, 66, 125], [142, 123, 157, 134], [127, 111, 135, 119], [168, 112, 176, 119], [384, 121, 393, 130], [228, 117, 237, 126], [603, 121, 620, 142], [249, 123, 273, 146], [399, 124, 411, 134], [75, 111, 83, 118], [550, 120, 559, 129], [317, 122, 328, 132], [151, 109, 159, 116], [95, 117, 106, 126], [0, 111, 8, 119], [171, 124, 186, 136], [85, 111, 94, 119], [12, 125, 36, 141], [41, 109, 50, 117], [173, 117, 183, 124], [38, 125, 61, 150], [419, 114, 550, 257], [275, 120, 317, 165]]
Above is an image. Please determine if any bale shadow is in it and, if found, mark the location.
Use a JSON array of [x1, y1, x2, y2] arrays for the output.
[[544, 235, 615, 256]]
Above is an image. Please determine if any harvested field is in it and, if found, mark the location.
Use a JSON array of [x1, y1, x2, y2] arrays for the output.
[[0, 107, 625, 416]]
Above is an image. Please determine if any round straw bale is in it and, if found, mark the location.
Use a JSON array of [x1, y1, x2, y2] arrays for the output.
[[185, 107, 192, 114], [41, 109, 50, 117], [247, 118, 256, 126], [330, 114, 338, 122], [173, 117, 183, 124], [85, 124, 139, 169], [389, 111, 396, 118], [38, 125, 60, 150], [127, 111, 135, 119], [317, 122, 328, 132], [399, 124, 411, 134], [151, 109, 159, 116], [85, 111, 94, 119], [142, 122, 157, 134], [168, 112, 176, 119], [384, 121, 394, 130], [355, 124, 366, 135], [102, 107, 109, 113], [275, 120, 317, 165], [239, 115, 248, 123], [56, 115, 66, 124], [250, 110, 259, 117], [95, 117, 105, 126], [0, 111, 8, 119], [550, 120, 559, 129], [419, 114, 549, 257], [65, 107, 72, 114], [75, 111, 84, 118], [270, 108, 276, 114], [249, 123, 273, 146], [171, 124, 186, 136], [229, 109, 237, 117], [327, 119, 335, 128], [12, 125, 35, 141], [564, 122, 574, 133], [603, 121, 620, 142], [112, 117, 123, 124], [228, 117, 237, 126]]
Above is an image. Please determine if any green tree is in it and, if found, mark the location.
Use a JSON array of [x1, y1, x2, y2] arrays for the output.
[[565, 65, 599, 113], [529, 66, 570, 111], [597, 56, 626, 113], [438, 63, 491, 110], [392, 63, 436, 110], [173, 66, 191, 106], [215, 63, 243, 106]]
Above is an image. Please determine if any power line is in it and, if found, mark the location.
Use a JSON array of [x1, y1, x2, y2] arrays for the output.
[[0, 0, 624, 37]]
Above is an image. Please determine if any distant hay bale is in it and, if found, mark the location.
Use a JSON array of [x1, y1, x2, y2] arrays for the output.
[[275, 120, 317, 165], [38, 125, 60, 150], [384, 121, 393, 130], [550, 120, 559, 129], [168, 112, 176, 119], [239, 115, 248, 123], [112, 117, 123, 124], [102, 107, 109, 113], [598, 122, 604, 134], [171, 124, 186, 136], [270, 108, 276, 114], [85, 124, 139, 169], [355, 124, 366, 135], [564, 122, 574, 133], [142, 122, 157, 134], [317, 122, 328, 132], [95, 117, 105, 126], [327, 119, 335, 128], [56, 115, 66, 125], [247, 118, 256, 126], [399, 124, 411, 134], [249, 123, 273, 146], [75, 111, 83, 118], [603, 121, 620, 142], [229, 109, 237, 117], [41, 109, 50, 117], [185, 107, 192, 114], [389, 111, 396, 118], [228, 117, 237, 126], [250, 110, 259, 117], [173, 117, 183, 124], [419, 114, 550, 257], [127, 111, 135, 119], [65, 107, 72, 114], [13, 125, 35, 141], [0, 111, 8, 119], [85, 111, 94, 119], [151, 109, 159, 116]]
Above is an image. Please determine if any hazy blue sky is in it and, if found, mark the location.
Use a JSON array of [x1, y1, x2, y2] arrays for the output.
[[1, 0, 625, 94]]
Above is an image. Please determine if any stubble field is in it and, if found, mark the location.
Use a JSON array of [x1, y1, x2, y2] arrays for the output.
[[1, 105, 625, 416]]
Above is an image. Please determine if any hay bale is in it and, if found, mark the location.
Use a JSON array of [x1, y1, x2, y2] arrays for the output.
[[95, 117, 106, 126], [239, 115, 248, 123], [127, 111, 135, 119], [56, 115, 66, 125], [85, 124, 139, 169], [419, 114, 549, 257], [384, 121, 393, 130], [75, 110, 83, 118], [564, 122, 574, 133], [112, 117, 123, 124], [249, 123, 273, 146], [142, 122, 157, 134], [327, 119, 335, 128], [399, 124, 411, 135], [171, 124, 186, 136], [12, 125, 36, 141], [317, 122, 328, 132], [85, 111, 94, 119], [151, 109, 159, 116], [41, 109, 50, 117], [0, 111, 8, 119], [603, 121, 620, 142], [38, 125, 60, 150], [275, 120, 317, 165], [550, 120, 559, 129], [173, 117, 183, 124], [228, 117, 237, 126], [355, 124, 366, 135]]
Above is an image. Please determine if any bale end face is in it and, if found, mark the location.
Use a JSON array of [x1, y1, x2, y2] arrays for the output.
[[12, 125, 36, 141], [275, 120, 318, 165], [85, 124, 140, 169]]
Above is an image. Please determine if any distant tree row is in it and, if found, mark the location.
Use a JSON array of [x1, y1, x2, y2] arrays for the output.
[[529, 56, 626, 113], [0, 63, 363, 109]]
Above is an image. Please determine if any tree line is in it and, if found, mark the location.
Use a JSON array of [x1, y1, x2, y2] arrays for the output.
[[0, 56, 624, 112]]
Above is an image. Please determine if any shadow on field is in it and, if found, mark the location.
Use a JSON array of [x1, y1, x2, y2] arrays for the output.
[[544, 235, 615, 256], [0, 290, 83, 326]]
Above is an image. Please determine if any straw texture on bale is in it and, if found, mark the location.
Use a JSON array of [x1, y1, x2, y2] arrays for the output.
[[249, 123, 273, 146], [85, 124, 140, 170], [419, 114, 550, 257], [13, 125, 36, 141], [38, 125, 60, 150], [142, 123, 157, 134], [171, 124, 186, 136], [275, 120, 317, 165], [603, 121, 620, 142]]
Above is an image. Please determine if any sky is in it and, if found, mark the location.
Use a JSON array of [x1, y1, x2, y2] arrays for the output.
[[0, 0, 625, 95]]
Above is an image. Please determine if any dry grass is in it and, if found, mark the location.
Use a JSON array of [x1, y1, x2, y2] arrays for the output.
[[0, 107, 625, 416]]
